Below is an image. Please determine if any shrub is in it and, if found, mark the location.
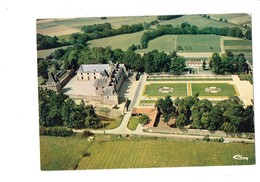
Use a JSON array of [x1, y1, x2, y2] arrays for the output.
[[40, 127, 73, 137]]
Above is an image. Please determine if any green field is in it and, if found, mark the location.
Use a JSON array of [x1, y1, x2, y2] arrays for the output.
[[209, 13, 251, 27], [160, 15, 247, 31], [77, 137, 255, 169], [137, 34, 221, 54], [40, 134, 92, 170], [136, 35, 177, 53], [224, 39, 252, 46], [40, 134, 255, 170], [144, 83, 187, 97], [176, 35, 221, 52], [225, 49, 252, 52], [37, 45, 71, 58], [88, 30, 146, 51], [191, 83, 237, 97]]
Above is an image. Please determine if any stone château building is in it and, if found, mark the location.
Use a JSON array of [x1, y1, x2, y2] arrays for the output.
[[77, 62, 129, 105]]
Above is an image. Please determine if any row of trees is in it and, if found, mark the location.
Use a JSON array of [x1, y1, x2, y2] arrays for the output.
[[70, 23, 144, 44], [140, 22, 248, 48], [47, 44, 186, 74], [81, 22, 112, 33], [39, 90, 100, 129], [157, 15, 183, 20], [155, 95, 254, 133], [37, 34, 69, 50], [209, 52, 249, 74]]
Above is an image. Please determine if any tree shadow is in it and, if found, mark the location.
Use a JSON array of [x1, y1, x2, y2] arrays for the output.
[[62, 87, 71, 93]]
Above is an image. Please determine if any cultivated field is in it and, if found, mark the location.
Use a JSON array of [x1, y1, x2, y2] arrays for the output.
[[88, 31, 146, 51], [144, 83, 187, 97], [222, 37, 253, 63], [37, 16, 157, 37], [77, 136, 255, 169], [209, 13, 251, 27], [136, 34, 221, 54], [176, 35, 221, 52], [160, 15, 247, 32]]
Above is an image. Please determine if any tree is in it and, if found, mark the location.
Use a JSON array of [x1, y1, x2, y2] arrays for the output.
[[202, 60, 206, 70], [170, 56, 186, 74], [85, 115, 100, 129], [155, 96, 175, 125], [245, 28, 252, 40], [176, 113, 186, 128], [139, 114, 150, 125], [38, 60, 49, 79], [207, 106, 223, 131], [241, 105, 254, 132], [209, 52, 223, 74], [191, 99, 212, 129]]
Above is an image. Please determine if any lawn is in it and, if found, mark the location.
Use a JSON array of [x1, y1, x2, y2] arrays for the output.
[[40, 134, 92, 170], [191, 83, 237, 97], [98, 115, 123, 130], [77, 137, 255, 169], [128, 116, 140, 130], [147, 77, 232, 81], [144, 83, 187, 97], [139, 100, 157, 106]]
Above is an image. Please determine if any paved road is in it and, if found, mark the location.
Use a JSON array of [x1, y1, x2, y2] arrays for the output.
[[128, 75, 145, 109]]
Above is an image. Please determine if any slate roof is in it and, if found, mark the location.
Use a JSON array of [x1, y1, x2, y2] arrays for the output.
[[94, 78, 109, 88], [78, 64, 110, 73]]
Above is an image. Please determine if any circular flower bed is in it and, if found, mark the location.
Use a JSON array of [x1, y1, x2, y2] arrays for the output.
[[158, 87, 175, 93], [205, 86, 222, 93]]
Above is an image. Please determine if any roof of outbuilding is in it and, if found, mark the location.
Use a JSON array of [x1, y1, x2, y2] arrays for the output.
[[94, 78, 109, 88]]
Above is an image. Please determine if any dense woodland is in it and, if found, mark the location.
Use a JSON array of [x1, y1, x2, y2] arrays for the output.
[[38, 44, 187, 76], [155, 95, 254, 133], [37, 34, 69, 50], [39, 90, 100, 130]]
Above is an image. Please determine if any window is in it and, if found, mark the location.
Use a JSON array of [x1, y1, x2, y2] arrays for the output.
[[96, 87, 98, 90], [94, 76, 96, 79], [81, 76, 83, 80]]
